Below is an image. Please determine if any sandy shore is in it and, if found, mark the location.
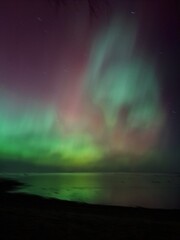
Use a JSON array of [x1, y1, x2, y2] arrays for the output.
[[0, 177, 180, 239]]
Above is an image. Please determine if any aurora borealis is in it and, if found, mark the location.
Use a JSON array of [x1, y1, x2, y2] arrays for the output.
[[0, 0, 179, 172]]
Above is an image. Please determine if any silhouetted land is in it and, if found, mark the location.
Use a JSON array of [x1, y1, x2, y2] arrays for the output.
[[0, 177, 180, 239]]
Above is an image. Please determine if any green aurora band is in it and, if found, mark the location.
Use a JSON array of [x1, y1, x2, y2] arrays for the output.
[[0, 18, 165, 169]]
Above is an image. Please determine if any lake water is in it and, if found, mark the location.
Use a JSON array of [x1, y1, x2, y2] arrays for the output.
[[3, 173, 180, 209]]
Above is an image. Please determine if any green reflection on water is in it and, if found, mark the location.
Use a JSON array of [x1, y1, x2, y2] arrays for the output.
[[16, 173, 103, 203]]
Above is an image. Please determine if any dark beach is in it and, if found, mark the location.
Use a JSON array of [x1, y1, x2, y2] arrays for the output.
[[0, 177, 180, 240]]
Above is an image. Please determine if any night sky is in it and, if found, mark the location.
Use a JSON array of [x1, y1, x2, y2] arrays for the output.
[[0, 0, 179, 172]]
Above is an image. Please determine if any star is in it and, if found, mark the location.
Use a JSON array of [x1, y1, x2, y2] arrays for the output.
[[37, 17, 43, 22]]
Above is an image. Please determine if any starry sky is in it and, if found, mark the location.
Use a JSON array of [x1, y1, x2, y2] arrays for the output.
[[0, 0, 179, 172]]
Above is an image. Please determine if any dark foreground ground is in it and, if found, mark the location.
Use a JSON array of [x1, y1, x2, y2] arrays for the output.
[[0, 178, 180, 240]]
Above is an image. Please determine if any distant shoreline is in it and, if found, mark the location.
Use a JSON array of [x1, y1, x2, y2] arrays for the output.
[[1, 171, 180, 175]]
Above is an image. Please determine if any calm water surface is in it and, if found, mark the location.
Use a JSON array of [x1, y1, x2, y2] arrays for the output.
[[3, 173, 180, 209]]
